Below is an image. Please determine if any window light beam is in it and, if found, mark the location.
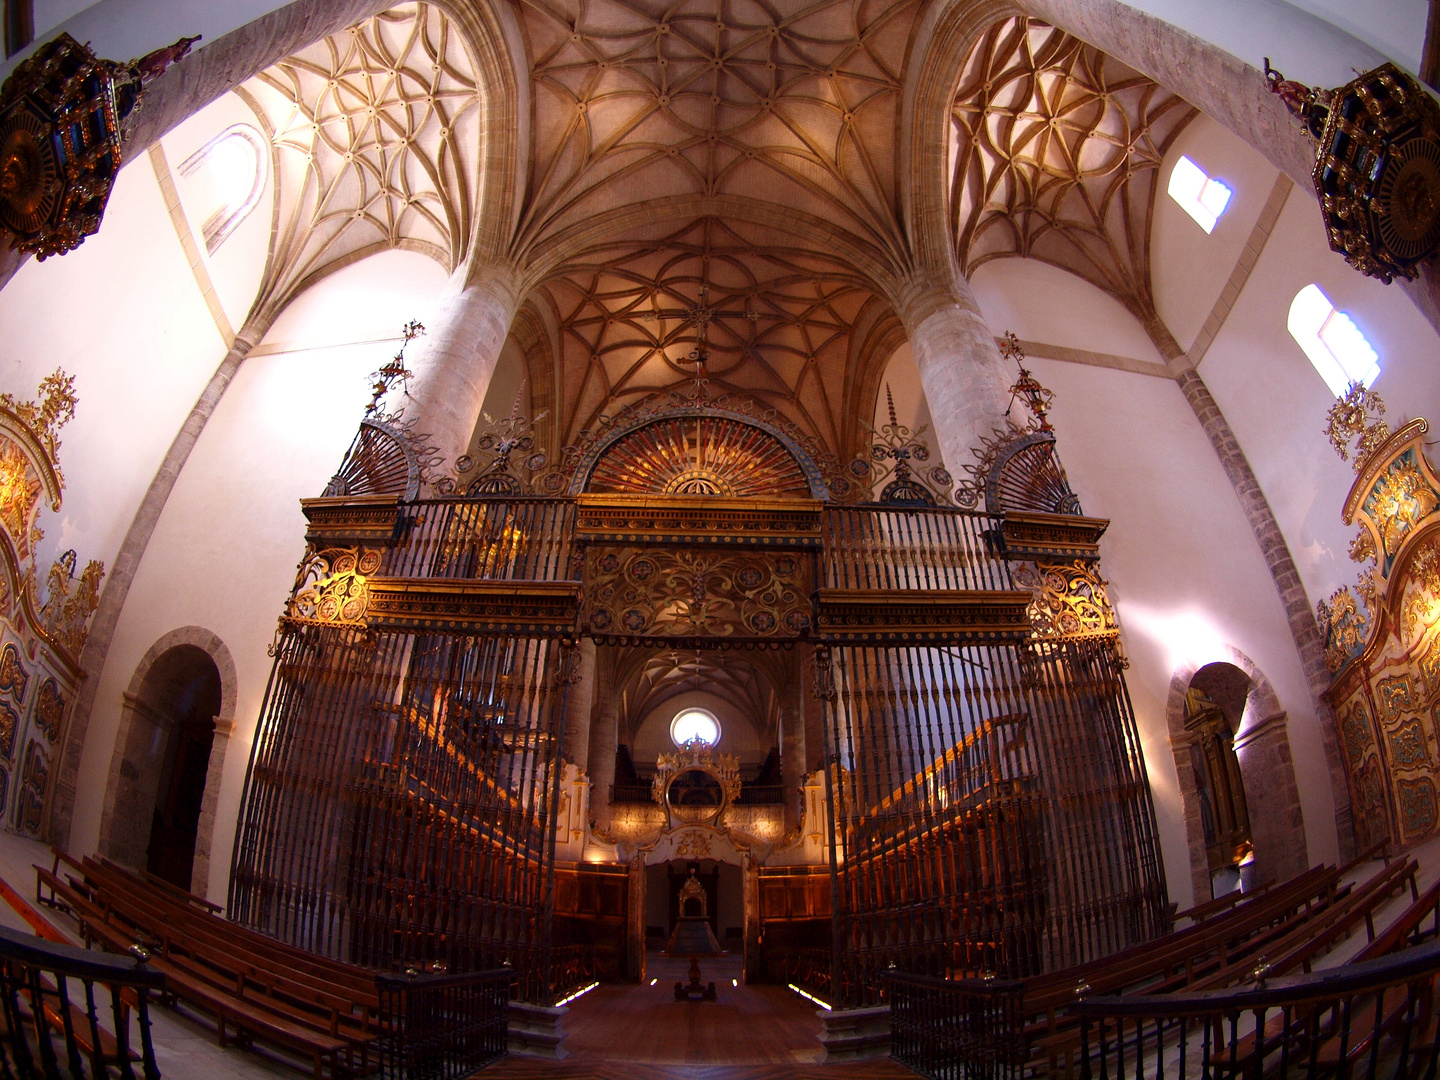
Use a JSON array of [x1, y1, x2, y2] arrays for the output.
[[1168, 155, 1232, 233], [1287, 284, 1380, 397]]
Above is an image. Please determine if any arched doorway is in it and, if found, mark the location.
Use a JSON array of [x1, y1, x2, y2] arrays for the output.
[[101, 632, 232, 895], [1167, 653, 1308, 903]]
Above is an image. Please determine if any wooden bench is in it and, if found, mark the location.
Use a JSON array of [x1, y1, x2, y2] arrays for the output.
[[36, 864, 356, 1080], [1029, 862, 1348, 1076]]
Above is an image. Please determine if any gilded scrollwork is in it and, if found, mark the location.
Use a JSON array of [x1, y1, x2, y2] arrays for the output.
[[653, 744, 743, 807], [1318, 584, 1372, 673], [38, 550, 104, 658], [34, 679, 64, 744], [0, 643, 28, 702], [1326, 383, 1390, 473], [1013, 560, 1118, 643], [1362, 450, 1438, 561], [583, 546, 811, 640], [288, 547, 382, 628]]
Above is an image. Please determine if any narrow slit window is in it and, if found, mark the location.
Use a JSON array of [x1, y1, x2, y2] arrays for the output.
[[1288, 284, 1380, 396], [178, 124, 267, 254], [1167, 155, 1232, 233]]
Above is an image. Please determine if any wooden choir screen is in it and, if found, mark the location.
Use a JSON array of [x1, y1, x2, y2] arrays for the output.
[[229, 497, 578, 1003], [815, 506, 1167, 1006]]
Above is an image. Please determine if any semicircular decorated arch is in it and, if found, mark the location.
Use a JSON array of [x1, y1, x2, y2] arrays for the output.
[[569, 406, 829, 499]]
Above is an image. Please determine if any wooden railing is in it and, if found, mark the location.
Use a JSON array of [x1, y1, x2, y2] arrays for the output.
[[1074, 938, 1440, 1079], [888, 969, 1027, 1080], [375, 965, 514, 1080], [0, 923, 166, 1079]]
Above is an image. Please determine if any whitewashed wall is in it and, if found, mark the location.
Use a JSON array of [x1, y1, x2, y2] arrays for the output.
[[65, 250, 447, 903], [970, 260, 1338, 909], [0, 160, 227, 579]]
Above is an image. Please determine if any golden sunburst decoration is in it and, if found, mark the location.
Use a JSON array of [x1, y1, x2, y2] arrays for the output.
[[586, 415, 811, 497]]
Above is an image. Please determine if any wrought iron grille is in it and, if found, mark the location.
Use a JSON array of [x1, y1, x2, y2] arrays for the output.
[[234, 457, 1166, 1013], [818, 507, 1167, 1005], [230, 497, 577, 1003], [375, 966, 514, 1080]]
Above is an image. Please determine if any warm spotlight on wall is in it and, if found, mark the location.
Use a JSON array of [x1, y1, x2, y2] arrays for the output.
[[1121, 604, 1229, 673]]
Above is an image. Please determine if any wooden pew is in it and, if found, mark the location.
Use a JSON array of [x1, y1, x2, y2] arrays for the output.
[[36, 864, 355, 1080], [1029, 862, 1347, 1076]]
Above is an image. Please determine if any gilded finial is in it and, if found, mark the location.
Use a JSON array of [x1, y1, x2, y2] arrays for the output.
[[1325, 382, 1390, 472], [0, 369, 77, 483]]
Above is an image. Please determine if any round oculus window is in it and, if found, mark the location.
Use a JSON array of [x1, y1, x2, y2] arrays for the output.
[[670, 708, 720, 748]]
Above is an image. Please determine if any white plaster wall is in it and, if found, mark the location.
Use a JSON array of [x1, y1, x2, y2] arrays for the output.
[[1023, 355, 1340, 909], [1152, 116, 1283, 353], [1190, 188, 1440, 612], [970, 260, 1167, 366], [65, 249, 448, 905], [32, 0, 97, 42], [0, 159, 226, 579]]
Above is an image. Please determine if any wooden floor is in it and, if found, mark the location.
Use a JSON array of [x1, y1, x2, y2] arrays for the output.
[[479, 952, 915, 1079]]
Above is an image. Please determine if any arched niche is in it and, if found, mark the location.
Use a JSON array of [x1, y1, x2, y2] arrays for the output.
[[98, 627, 236, 898], [1165, 647, 1307, 903]]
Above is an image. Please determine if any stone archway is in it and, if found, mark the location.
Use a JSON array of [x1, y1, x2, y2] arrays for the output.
[[97, 627, 237, 898], [1164, 647, 1307, 904]]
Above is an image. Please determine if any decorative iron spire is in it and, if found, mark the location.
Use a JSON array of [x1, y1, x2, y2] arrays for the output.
[[1001, 332, 1055, 432], [366, 320, 426, 416]]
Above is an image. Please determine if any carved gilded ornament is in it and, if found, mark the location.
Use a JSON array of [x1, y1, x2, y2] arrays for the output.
[[37, 550, 103, 657], [0, 34, 196, 260], [1326, 383, 1390, 473], [1013, 561, 1119, 644], [288, 547, 382, 628], [653, 745, 742, 804], [1362, 450, 1439, 566], [1318, 584, 1372, 674], [1269, 60, 1440, 283], [583, 546, 810, 640]]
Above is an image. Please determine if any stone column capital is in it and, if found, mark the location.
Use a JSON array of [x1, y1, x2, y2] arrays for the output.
[[890, 267, 984, 335]]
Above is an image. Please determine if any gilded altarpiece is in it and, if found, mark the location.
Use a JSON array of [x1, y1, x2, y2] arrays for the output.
[[1322, 416, 1440, 848], [0, 375, 102, 838]]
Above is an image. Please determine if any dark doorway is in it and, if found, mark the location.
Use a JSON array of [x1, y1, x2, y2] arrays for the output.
[[141, 646, 221, 890]]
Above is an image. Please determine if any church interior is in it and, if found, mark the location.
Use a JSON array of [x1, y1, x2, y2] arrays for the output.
[[3, 0, 1440, 1077]]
